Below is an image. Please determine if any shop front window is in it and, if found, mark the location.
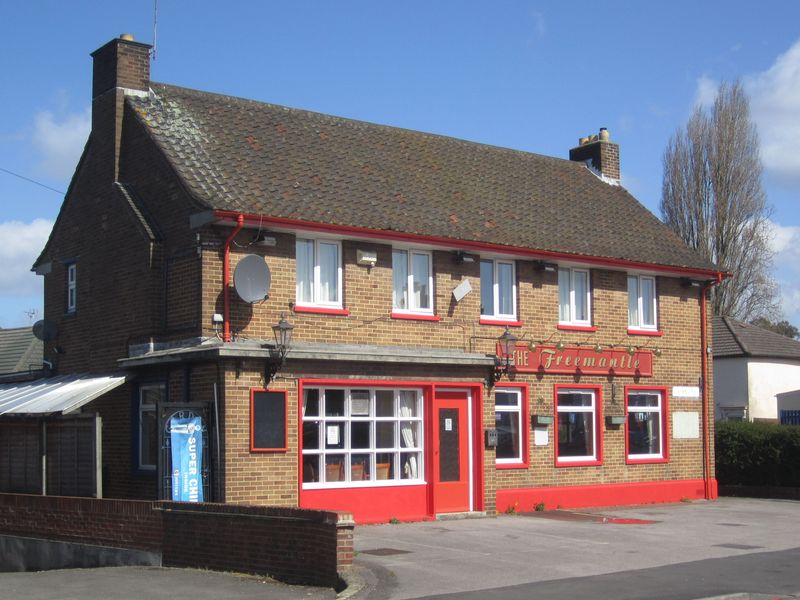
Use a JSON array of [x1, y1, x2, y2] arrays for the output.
[[302, 387, 424, 487], [495, 388, 523, 465], [556, 387, 601, 466], [626, 388, 667, 462]]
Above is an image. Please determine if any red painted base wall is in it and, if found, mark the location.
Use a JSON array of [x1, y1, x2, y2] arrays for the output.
[[301, 485, 430, 525], [496, 479, 718, 513]]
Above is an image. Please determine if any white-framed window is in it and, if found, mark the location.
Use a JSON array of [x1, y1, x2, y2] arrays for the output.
[[138, 384, 164, 471], [66, 263, 77, 313], [302, 387, 424, 487], [495, 388, 523, 464], [628, 274, 657, 330], [558, 267, 591, 326], [480, 259, 517, 320], [626, 389, 666, 461], [556, 387, 600, 465], [392, 249, 433, 314], [296, 238, 342, 308]]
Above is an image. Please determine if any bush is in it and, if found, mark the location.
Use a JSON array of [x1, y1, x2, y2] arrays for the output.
[[715, 421, 800, 487]]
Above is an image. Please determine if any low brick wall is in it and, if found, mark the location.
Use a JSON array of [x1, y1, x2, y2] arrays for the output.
[[0, 494, 353, 588]]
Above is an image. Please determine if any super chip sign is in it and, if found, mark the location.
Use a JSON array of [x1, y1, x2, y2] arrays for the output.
[[170, 415, 204, 502]]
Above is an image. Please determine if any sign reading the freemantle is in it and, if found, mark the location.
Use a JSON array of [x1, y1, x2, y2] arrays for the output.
[[497, 343, 653, 377]]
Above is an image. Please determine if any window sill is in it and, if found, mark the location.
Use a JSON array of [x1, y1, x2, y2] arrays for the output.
[[627, 328, 663, 337], [496, 462, 528, 470], [391, 312, 441, 322], [293, 306, 350, 316], [557, 324, 597, 332], [479, 318, 524, 327], [626, 456, 669, 465], [555, 458, 602, 468]]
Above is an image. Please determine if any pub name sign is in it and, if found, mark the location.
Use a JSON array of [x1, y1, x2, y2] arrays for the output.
[[497, 343, 653, 377]]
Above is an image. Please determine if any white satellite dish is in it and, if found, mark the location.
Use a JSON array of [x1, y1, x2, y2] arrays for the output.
[[233, 254, 271, 303]]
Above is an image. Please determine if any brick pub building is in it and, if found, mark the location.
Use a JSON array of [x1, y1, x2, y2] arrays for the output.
[[20, 35, 723, 523]]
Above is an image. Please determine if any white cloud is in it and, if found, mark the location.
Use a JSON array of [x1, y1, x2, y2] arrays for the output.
[[31, 108, 90, 180], [694, 75, 718, 109], [0, 219, 53, 296], [766, 220, 800, 323], [746, 39, 800, 181]]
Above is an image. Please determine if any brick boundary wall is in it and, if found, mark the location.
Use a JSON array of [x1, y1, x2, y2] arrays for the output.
[[0, 494, 353, 588]]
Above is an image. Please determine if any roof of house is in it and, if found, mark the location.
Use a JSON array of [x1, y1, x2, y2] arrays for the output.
[[126, 83, 716, 273], [0, 327, 43, 375], [712, 316, 800, 360]]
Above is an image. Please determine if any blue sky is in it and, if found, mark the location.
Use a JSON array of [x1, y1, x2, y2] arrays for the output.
[[1, 1, 799, 329]]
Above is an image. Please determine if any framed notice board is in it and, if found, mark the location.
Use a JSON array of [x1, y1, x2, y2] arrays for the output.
[[250, 389, 288, 452]]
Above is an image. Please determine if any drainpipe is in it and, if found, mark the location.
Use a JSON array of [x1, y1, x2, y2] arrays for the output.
[[222, 214, 245, 342], [700, 273, 723, 500]]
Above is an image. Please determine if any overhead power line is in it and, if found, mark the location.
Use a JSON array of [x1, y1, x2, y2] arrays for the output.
[[0, 167, 65, 195]]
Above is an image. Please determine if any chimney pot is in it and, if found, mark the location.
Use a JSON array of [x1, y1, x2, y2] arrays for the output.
[[569, 128, 620, 181], [119, 33, 135, 41]]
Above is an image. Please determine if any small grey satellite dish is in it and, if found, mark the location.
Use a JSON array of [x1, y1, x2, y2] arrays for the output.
[[32, 319, 59, 341], [234, 254, 271, 303]]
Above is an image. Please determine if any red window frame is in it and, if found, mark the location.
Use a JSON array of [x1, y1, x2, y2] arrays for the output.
[[494, 383, 529, 470], [624, 385, 670, 464], [554, 383, 603, 467]]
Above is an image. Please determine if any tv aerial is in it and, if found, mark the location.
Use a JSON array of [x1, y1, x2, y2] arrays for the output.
[[233, 254, 271, 303], [32, 319, 59, 341]]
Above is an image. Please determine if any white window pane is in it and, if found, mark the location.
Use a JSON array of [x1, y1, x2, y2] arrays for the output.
[[641, 277, 656, 327], [392, 250, 408, 309], [481, 260, 494, 316], [558, 269, 571, 322], [628, 275, 639, 327], [296, 239, 314, 303], [411, 252, 430, 310], [318, 242, 339, 303], [573, 271, 588, 322], [497, 262, 514, 316]]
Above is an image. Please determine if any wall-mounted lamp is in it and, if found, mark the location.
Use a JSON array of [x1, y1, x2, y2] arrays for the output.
[[356, 249, 378, 267], [593, 343, 603, 353], [455, 251, 475, 264], [266, 313, 294, 381], [528, 340, 537, 352], [253, 231, 277, 247], [653, 347, 662, 357], [680, 277, 702, 288], [626, 345, 637, 356], [491, 326, 518, 385], [555, 340, 566, 352], [535, 261, 558, 272]]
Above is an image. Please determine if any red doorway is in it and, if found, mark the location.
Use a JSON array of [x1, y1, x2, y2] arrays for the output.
[[432, 390, 471, 513]]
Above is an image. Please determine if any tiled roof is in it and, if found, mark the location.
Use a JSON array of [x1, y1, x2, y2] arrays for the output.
[[712, 316, 800, 360], [0, 327, 43, 375], [127, 83, 716, 272]]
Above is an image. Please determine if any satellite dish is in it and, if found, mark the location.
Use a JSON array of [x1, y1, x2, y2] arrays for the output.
[[233, 254, 271, 303], [32, 319, 59, 341]]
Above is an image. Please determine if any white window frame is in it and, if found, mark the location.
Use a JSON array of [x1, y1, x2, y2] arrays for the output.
[[495, 388, 523, 465], [627, 274, 658, 331], [480, 259, 517, 321], [556, 388, 598, 464], [558, 267, 591, 326], [138, 384, 163, 471], [302, 387, 425, 489], [295, 238, 343, 308], [626, 389, 665, 461], [66, 263, 77, 313], [392, 249, 434, 314]]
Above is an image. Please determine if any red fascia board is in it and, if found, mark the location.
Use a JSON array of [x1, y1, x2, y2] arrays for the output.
[[212, 210, 726, 279]]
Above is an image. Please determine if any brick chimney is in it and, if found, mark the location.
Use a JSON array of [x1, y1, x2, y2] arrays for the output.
[[90, 34, 152, 181], [569, 128, 620, 182]]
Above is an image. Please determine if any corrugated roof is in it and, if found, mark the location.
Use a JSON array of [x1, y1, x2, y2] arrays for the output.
[[0, 327, 42, 375], [126, 84, 716, 273], [712, 316, 800, 360], [0, 373, 128, 416]]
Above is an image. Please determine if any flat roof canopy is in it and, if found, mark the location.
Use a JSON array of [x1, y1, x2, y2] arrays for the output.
[[0, 373, 128, 416]]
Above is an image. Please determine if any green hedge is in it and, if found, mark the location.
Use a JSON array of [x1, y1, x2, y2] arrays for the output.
[[715, 421, 800, 487]]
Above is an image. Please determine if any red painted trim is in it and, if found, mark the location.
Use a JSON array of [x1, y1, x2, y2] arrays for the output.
[[495, 479, 714, 512], [212, 211, 726, 279], [391, 312, 441, 321], [222, 214, 245, 342], [627, 328, 663, 337], [553, 384, 603, 467], [479, 318, 524, 327], [494, 383, 529, 470], [292, 305, 350, 316], [250, 388, 288, 452], [700, 275, 723, 500], [301, 484, 431, 525], [624, 385, 669, 465], [557, 324, 598, 332]]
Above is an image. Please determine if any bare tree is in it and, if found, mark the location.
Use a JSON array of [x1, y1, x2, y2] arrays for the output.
[[661, 80, 777, 321]]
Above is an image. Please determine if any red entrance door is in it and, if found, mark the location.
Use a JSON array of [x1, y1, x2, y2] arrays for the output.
[[432, 390, 471, 513]]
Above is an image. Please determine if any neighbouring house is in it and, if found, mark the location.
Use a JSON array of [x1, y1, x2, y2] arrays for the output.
[[712, 316, 800, 423], [1, 34, 725, 522], [0, 327, 43, 380]]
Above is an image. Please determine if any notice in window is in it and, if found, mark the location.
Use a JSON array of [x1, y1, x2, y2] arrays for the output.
[[444, 418, 453, 431], [326, 425, 340, 446]]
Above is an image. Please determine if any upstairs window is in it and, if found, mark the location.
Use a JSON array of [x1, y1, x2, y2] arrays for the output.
[[66, 263, 77, 313], [628, 275, 657, 331], [558, 267, 591, 326], [296, 238, 342, 308], [480, 259, 516, 321], [392, 249, 433, 314]]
